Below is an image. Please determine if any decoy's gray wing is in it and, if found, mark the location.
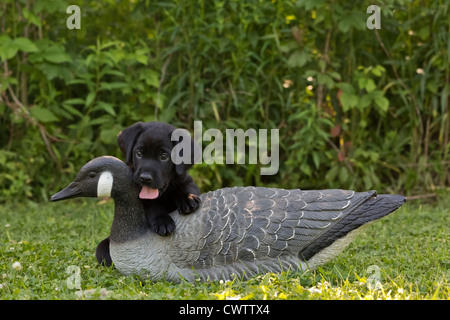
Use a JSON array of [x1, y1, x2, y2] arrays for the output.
[[167, 186, 404, 281], [168, 187, 369, 266]]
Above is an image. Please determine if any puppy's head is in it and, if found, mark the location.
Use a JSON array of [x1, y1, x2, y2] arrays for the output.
[[117, 121, 196, 199]]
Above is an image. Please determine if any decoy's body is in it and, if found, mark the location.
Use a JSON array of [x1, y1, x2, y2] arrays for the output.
[[51, 156, 405, 283]]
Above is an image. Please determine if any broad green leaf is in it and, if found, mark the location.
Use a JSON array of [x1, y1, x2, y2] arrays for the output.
[[339, 92, 358, 111], [0, 36, 17, 60], [135, 52, 148, 65], [312, 152, 320, 169], [0, 35, 12, 43], [338, 19, 352, 33], [64, 98, 85, 105], [325, 165, 339, 182], [44, 52, 71, 64], [317, 74, 334, 88], [359, 78, 376, 92], [85, 92, 96, 107], [99, 41, 121, 51], [35, 62, 72, 81], [335, 82, 354, 93], [100, 127, 120, 145], [358, 77, 367, 90], [61, 103, 83, 118], [363, 175, 373, 189], [30, 107, 59, 123], [29, 40, 71, 64], [0, 46, 18, 60], [100, 82, 129, 91], [300, 163, 312, 177], [93, 101, 116, 116], [375, 96, 389, 114], [144, 70, 160, 88], [369, 151, 380, 162], [369, 90, 389, 114], [339, 166, 349, 184], [371, 65, 385, 77], [287, 51, 310, 68], [365, 79, 376, 92], [22, 8, 42, 27], [359, 94, 372, 109], [13, 37, 38, 53], [329, 71, 342, 81]]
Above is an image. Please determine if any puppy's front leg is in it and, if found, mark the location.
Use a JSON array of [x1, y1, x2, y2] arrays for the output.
[[176, 193, 201, 215], [173, 174, 201, 215], [142, 200, 176, 236]]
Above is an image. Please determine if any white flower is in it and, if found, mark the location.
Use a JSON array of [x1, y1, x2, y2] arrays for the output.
[[226, 295, 241, 300], [283, 79, 293, 88], [308, 287, 321, 294], [12, 261, 22, 271], [416, 68, 425, 75]]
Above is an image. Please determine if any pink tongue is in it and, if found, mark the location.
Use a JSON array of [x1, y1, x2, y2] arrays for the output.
[[139, 186, 159, 199]]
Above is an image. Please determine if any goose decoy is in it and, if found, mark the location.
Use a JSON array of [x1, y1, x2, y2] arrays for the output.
[[51, 156, 405, 283]]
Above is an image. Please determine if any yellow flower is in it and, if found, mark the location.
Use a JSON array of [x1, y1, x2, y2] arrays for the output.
[[286, 15, 296, 21], [278, 292, 287, 299]]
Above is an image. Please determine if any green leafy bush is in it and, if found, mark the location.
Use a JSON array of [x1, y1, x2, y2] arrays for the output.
[[0, 0, 448, 202]]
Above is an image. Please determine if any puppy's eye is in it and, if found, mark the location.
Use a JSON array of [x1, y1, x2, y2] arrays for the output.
[[88, 172, 96, 178], [160, 152, 169, 161], [135, 150, 143, 158]]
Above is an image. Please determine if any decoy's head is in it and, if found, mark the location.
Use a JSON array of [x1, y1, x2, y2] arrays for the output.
[[51, 156, 134, 202]]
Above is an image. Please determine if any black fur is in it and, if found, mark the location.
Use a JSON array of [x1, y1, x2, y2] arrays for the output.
[[117, 121, 201, 236], [96, 236, 113, 267]]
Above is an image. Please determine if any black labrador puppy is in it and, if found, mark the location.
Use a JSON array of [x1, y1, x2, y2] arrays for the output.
[[117, 121, 201, 235], [96, 121, 201, 266]]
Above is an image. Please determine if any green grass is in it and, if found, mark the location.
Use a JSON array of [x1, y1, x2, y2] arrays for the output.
[[1, 194, 449, 300]]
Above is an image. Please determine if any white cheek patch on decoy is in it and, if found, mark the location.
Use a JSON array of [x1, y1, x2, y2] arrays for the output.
[[97, 171, 113, 197]]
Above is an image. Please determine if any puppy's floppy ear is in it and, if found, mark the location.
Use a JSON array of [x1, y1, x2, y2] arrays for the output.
[[117, 122, 143, 166], [171, 129, 200, 175]]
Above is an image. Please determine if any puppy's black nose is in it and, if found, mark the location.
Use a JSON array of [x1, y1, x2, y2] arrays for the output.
[[139, 173, 153, 184]]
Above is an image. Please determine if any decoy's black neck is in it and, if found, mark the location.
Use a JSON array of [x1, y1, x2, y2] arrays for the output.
[[109, 173, 149, 243]]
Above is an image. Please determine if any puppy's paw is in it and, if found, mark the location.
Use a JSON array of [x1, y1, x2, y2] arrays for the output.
[[177, 193, 201, 215], [150, 215, 176, 236]]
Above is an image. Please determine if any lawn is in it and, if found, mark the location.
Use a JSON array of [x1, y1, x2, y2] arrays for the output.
[[0, 193, 449, 300]]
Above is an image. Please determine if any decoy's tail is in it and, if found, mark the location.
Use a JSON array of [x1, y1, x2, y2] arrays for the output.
[[300, 193, 406, 261]]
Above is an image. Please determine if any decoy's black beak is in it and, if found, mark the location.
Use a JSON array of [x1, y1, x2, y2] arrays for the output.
[[51, 182, 82, 201]]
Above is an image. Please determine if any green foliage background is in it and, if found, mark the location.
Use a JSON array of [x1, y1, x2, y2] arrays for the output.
[[1, 0, 449, 202]]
